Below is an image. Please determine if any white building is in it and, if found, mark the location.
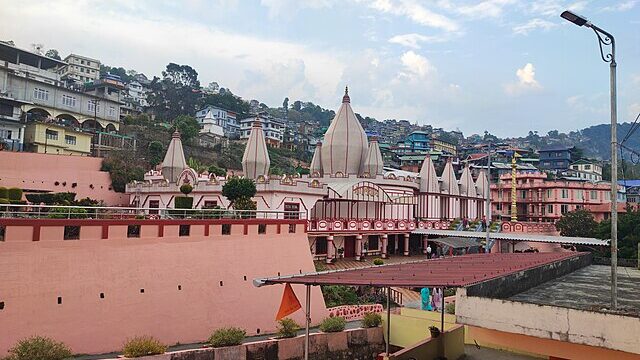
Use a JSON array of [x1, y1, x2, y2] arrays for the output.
[[240, 113, 284, 148], [126, 80, 148, 108], [195, 105, 239, 138], [568, 160, 603, 182], [0, 95, 28, 151], [57, 54, 101, 84]]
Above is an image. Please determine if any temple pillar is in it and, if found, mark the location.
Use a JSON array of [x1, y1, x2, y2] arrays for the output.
[[422, 235, 429, 255], [403, 233, 410, 256], [381, 234, 388, 259], [355, 234, 363, 261], [326, 235, 335, 264]]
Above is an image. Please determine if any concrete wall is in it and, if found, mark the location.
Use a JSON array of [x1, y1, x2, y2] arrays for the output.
[[0, 219, 327, 355], [0, 151, 128, 205], [466, 252, 591, 298], [103, 327, 384, 360], [387, 325, 465, 360], [457, 289, 640, 356], [383, 307, 457, 349]]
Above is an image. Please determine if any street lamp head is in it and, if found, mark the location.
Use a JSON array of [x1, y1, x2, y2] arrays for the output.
[[561, 10, 590, 27]]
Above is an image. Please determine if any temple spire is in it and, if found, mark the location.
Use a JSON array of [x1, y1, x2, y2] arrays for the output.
[[342, 86, 350, 103], [361, 136, 383, 177], [310, 141, 323, 176], [242, 118, 270, 179], [161, 130, 187, 183]]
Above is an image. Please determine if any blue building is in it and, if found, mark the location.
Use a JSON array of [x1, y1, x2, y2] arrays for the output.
[[538, 145, 574, 171], [406, 131, 430, 152]]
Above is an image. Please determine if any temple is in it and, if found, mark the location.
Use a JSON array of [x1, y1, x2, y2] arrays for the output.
[[127, 89, 488, 262]]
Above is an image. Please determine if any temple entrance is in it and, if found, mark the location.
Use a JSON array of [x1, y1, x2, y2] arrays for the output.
[[344, 236, 356, 258]]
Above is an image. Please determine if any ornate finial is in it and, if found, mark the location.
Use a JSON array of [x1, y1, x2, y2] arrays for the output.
[[253, 116, 261, 127], [172, 128, 181, 138], [342, 85, 350, 103]]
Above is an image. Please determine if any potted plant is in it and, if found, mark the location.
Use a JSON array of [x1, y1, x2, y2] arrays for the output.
[[429, 325, 441, 338]]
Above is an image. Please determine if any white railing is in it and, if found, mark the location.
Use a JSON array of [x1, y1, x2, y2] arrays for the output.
[[0, 204, 306, 220]]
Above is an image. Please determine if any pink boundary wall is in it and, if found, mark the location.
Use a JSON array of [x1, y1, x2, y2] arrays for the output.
[[0, 152, 128, 205], [327, 304, 384, 321], [0, 219, 327, 356]]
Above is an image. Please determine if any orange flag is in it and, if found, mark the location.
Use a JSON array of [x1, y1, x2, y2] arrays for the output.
[[275, 283, 302, 320]]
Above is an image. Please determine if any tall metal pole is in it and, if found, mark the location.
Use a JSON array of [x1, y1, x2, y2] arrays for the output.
[[608, 41, 618, 310], [304, 285, 310, 360], [485, 144, 492, 251], [440, 287, 445, 332], [510, 153, 517, 222], [386, 286, 390, 356]]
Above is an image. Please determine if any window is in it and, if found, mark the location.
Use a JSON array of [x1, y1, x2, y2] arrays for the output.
[[561, 189, 568, 199], [203, 200, 218, 209], [520, 190, 527, 199], [127, 225, 141, 238], [87, 61, 91, 66], [561, 204, 569, 214], [0, 129, 11, 140], [0, 103, 13, 116], [547, 189, 553, 199], [315, 237, 328, 254], [547, 204, 553, 214], [222, 224, 231, 235], [288, 224, 296, 233], [88, 100, 100, 112], [149, 200, 160, 215], [258, 224, 267, 234], [498, 190, 503, 199], [61, 94, 76, 107], [496, 203, 502, 211], [33, 88, 49, 101], [368, 236, 379, 251], [46, 129, 58, 140], [284, 202, 300, 219], [64, 226, 80, 240], [65, 135, 76, 145], [81, 60, 85, 64], [108, 106, 116, 117], [585, 164, 591, 170], [0, 225, 5, 241], [576, 190, 583, 200], [590, 190, 597, 200], [80, 67, 85, 72], [179, 224, 190, 236]]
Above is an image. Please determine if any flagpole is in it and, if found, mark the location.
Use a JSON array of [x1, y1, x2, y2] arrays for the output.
[[305, 285, 310, 360]]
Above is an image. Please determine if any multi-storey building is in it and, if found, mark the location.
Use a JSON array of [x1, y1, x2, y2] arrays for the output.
[[0, 95, 28, 151], [567, 159, 603, 181], [538, 145, 574, 171], [126, 80, 149, 108], [0, 42, 122, 133], [195, 105, 239, 138], [23, 121, 92, 155], [240, 112, 284, 147], [491, 171, 625, 222], [57, 54, 101, 84], [405, 131, 430, 152], [430, 137, 457, 156]]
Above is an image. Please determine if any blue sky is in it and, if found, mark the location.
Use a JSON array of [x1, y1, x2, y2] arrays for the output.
[[1, 0, 638, 137]]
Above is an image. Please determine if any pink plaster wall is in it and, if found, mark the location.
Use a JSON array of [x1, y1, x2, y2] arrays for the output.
[[0, 152, 129, 205], [0, 220, 327, 356]]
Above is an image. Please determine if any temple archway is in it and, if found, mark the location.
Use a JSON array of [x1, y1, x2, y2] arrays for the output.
[[56, 114, 81, 128], [81, 119, 104, 132], [105, 123, 117, 133], [26, 108, 51, 122]]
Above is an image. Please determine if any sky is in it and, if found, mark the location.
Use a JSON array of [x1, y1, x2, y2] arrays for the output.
[[1, 0, 639, 138]]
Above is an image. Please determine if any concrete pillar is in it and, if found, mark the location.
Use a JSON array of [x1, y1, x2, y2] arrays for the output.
[[326, 235, 335, 264], [403, 233, 410, 256], [422, 235, 429, 255], [355, 234, 363, 261], [381, 234, 388, 259]]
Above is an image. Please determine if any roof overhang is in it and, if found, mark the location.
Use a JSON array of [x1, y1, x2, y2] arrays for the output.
[[412, 229, 609, 246]]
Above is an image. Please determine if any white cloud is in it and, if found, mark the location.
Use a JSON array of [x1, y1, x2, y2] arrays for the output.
[[629, 103, 640, 120], [0, 0, 345, 107], [388, 33, 443, 49], [601, 0, 637, 12], [565, 94, 608, 115], [399, 51, 435, 78], [439, 0, 515, 19], [513, 18, 557, 35], [505, 63, 542, 95], [632, 74, 640, 86], [260, 0, 336, 18], [366, 0, 460, 32]]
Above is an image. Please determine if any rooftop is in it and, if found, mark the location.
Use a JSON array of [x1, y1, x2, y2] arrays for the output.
[[509, 265, 640, 317]]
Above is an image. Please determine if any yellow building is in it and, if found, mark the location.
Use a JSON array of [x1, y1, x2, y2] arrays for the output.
[[24, 122, 93, 156], [430, 138, 457, 156]]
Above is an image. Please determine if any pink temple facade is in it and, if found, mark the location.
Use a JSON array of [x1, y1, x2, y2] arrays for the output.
[[126, 90, 489, 262]]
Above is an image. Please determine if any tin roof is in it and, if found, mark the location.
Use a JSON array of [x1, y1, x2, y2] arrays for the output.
[[412, 229, 609, 246], [255, 252, 583, 288]]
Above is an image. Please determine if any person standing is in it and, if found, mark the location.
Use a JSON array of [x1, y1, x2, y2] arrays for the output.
[[426, 243, 432, 259], [481, 216, 487, 231]]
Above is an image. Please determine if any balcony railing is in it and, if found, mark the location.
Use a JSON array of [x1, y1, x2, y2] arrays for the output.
[[0, 204, 306, 220]]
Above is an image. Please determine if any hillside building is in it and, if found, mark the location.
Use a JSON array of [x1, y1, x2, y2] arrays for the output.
[[57, 53, 101, 85]]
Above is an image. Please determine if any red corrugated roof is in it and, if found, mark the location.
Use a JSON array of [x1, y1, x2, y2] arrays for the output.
[[261, 252, 583, 288]]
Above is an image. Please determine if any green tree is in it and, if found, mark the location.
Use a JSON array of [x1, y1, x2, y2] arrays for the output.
[[147, 63, 201, 120], [44, 49, 61, 60], [174, 115, 200, 143], [555, 209, 598, 238], [208, 164, 227, 177], [222, 177, 256, 203], [148, 141, 164, 167], [101, 150, 146, 192], [283, 97, 289, 117], [292, 100, 302, 111]]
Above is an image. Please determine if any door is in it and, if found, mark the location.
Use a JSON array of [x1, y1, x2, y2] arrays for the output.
[[344, 236, 356, 258]]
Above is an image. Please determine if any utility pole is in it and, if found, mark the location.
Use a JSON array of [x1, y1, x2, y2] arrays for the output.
[[485, 143, 491, 251]]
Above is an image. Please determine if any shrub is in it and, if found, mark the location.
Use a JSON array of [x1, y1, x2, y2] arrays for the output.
[[222, 177, 256, 203], [276, 318, 300, 338], [444, 288, 456, 297], [5, 335, 72, 360], [445, 302, 456, 315], [179, 183, 193, 195], [361, 312, 382, 328], [208, 327, 246, 348], [122, 336, 167, 358], [321, 285, 359, 308], [174, 196, 193, 209], [7, 188, 23, 201], [0, 198, 10, 204], [0, 187, 8, 199], [47, 207, 88, 219], [373, 258, 384, 266], [319, 316, 346, 333], [208, 165, 227, 177], [233, 197, 256, 214]]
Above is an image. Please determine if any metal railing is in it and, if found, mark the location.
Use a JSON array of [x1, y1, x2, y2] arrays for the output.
[[0, 204, 306, 220]]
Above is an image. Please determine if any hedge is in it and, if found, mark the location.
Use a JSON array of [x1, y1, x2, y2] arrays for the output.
[[174, 196, 193, 209], [7, 188, 22, 201]]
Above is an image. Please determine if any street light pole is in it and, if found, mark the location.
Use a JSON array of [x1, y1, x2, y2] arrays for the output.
[[561, 10, 617, 310], [485, 143, 491, 252]]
